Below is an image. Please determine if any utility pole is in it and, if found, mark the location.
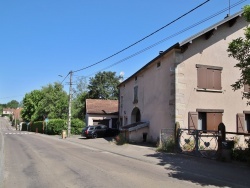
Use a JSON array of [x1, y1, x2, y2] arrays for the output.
[[68, 71, 73, 137]]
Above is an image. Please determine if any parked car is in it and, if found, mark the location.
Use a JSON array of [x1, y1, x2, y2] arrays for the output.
[[81, 125, 120, 139]]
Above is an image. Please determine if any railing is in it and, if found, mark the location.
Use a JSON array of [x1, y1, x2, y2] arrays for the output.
[[161, 125, 250, 160], [177, 129, 219, 159]]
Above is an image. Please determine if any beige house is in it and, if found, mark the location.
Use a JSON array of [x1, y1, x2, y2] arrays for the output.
[[85, 99, 118, 128], [119, 11, 250, 143], [2, 108, 14, 115]]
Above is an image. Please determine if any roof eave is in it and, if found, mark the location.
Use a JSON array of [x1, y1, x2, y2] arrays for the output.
[[118, 43, 180, 87]]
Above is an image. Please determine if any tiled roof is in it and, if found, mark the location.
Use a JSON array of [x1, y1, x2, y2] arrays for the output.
[[86, 99, 118, 114]]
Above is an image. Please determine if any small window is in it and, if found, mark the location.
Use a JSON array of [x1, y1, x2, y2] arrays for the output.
[[157, 62, 161, 68], [135, 76, 137, 81], [133, 86, 138, 103], [196, 64, 222, 90]]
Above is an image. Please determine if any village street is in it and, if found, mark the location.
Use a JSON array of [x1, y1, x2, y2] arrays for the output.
[[0, 117, 250, 188]]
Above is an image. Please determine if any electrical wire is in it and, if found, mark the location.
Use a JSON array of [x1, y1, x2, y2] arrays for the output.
[[85, 0, 246, 77], [60, 72, 70, 84], [72, 0, 211, 73]]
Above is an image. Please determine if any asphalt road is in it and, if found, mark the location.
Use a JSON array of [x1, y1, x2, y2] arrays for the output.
[[0, 117, 250, 188]]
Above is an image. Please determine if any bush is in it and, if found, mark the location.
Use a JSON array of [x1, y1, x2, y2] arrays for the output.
[[47, 119, 66, 135], [71, 118, 85, 135], [157, 136, 176, 153], [27, 118, 85, 135], [114, 132, 127, 145], [232, 138, 250, 165]]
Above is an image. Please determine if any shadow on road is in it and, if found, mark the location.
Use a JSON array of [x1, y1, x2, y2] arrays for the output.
[[145, 152, 250, 187]]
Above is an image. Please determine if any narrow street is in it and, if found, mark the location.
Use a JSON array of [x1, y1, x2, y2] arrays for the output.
[[0, 117, 249, 188]]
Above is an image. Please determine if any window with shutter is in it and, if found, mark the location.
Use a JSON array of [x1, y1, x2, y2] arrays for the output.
[[206, 113, 222, 131], [188, 112, 198, 130], [245, 114, 250, 133], [213, 70, 222, 90], [196, 64, 222, 90], [237, 113, 246, 133], [197, 67, 207, 89], [190, 109, 223, 131]]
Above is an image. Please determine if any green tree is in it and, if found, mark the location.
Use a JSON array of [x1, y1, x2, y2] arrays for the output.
[[36, 82, 68, 120], [21, 90, 42, 121], [21, 83, 68, 121], [228, 5, 250, 104], [6, 100, 19, 108], [72, 91, 88, 119], [88, 71, 120, 100], [0, 104, 5, 115], [71, 77, 88, 119]]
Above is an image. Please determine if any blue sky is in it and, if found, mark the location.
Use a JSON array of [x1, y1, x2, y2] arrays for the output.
[[0, 0, 249, 104]]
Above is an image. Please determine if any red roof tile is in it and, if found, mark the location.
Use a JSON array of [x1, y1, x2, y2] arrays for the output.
[[86, 99, 118, 114]]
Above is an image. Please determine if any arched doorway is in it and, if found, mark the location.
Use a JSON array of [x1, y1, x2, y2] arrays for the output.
[[131, 107, 141, 123]]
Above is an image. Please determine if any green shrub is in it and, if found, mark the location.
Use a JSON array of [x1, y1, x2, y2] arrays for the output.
[[157, 136, 176, 153], [25, 118, 85, 135], [232, 140, 250, 165], [114, 133, 127, 145], [71, 118, 85, 135], [47, 119, 66, 135]]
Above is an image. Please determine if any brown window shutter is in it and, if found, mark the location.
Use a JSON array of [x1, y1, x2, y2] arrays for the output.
[[244, 84, 250, 92], [237, 113, 245, 133], [206, 69, 214, 89], [197, 67, 207, 89], [213, 70, 222, 90], [188, 112, 198, 130], [207, 113, 222, 131]]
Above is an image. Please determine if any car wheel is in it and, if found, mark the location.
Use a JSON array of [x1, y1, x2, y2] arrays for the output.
[[92, 133, 97, 139]]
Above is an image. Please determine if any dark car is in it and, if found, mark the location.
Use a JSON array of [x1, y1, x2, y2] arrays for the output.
[[81, 125, 120, 139]]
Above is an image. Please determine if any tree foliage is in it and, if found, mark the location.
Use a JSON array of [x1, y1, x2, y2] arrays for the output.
[[227, 5, 250, 103], [71, 77, 88, 119], [88, 71, 120, 100], [21, 90, 42, 121], [21, 83, 68, 121], [6, 100, 19, 108]]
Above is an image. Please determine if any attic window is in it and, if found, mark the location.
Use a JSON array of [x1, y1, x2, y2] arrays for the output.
[[135, 76, 137, 81], [157, 62, 161, 68]]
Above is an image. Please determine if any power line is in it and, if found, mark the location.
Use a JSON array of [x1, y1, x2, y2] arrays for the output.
[[85, 0, 246, 78], [60, 72, 70, 84], [72, 0, 211, 73]]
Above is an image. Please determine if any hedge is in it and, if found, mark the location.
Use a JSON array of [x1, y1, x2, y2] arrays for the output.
[[26, 118, 85, 135]]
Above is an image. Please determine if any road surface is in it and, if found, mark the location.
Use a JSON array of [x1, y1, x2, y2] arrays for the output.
[[0, 117, 249, 188]]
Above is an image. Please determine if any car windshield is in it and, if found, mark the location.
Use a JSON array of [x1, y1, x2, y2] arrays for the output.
[[88, 127, 94, 130]]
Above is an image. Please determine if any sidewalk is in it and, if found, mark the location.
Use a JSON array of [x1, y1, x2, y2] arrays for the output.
[[65, 135, 160, 164]]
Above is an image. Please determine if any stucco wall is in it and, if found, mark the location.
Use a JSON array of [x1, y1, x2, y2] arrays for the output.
[[120, 51, 175, 142], [175, 16, 250, 132]]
